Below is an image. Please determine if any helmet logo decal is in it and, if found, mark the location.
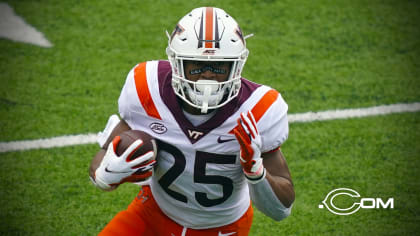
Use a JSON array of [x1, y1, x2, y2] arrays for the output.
[[170, 24, 185, 42], [235, 26, 245, 45], [198, 7, 220, 49]]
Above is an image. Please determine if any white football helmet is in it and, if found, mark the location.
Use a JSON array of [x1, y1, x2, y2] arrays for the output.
[[166, 7, 250, 113]]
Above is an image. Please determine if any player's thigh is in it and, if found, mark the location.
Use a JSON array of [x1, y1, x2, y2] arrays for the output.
[[100, 186, 183, 235], [98, 210, 146, 235]]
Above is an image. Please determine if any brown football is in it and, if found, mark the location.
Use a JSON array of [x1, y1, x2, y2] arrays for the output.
[[115, 130, 157, 161]]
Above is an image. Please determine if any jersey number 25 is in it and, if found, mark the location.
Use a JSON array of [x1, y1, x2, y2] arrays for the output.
[[157, 140, 236, 207]]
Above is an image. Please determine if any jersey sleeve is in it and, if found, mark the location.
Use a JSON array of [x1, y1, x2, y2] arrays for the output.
[[118, 65, 138, 128], [258, 92, 289, 153]]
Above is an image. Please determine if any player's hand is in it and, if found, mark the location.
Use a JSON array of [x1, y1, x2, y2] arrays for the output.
[[94, 136, 156, 190], [233, 111, 266, 183]]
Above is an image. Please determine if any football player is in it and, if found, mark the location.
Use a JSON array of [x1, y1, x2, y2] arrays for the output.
[[89, 7, 295, 236]]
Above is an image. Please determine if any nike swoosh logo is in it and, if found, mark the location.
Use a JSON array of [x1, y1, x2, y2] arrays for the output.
[[105, 166, 131, 174], [217, 136, 235, 143], [218, 232, 236, 236]]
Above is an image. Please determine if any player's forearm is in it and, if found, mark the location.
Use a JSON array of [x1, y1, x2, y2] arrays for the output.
[[249, 148, 294, 220], [265, 171, 295, 208], [260, 149, 295, 207], [248, 176, 293, 221]]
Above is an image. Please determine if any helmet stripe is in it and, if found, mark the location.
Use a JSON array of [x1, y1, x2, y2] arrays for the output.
[[205, 7, 214, 48], [214, 10, 220, 48], [198, 11, 204, 48]]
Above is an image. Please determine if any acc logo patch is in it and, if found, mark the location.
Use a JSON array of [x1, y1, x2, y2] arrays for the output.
[[149, 122, 167, 134], [203, 49, 216, 55]]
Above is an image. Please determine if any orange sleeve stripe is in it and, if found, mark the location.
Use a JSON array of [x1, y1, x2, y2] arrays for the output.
[[250, 89, 279, 123], [230, 89, 279, 134], [134, 63, 162, 120]]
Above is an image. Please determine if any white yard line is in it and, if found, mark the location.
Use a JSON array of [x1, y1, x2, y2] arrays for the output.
[[0, 134, 98, 153], [0, 102, 419, 153], [0, 3, 53, 47], [288, 102, 420, 122]]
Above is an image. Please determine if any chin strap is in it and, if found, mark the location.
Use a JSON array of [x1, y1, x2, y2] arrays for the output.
[[200, 85, 212, 113]]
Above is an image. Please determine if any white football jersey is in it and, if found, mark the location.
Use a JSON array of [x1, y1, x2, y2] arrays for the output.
[[118, 60, 289, 229]]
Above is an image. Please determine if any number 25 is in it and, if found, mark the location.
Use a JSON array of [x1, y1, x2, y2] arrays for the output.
[[157, 140, 236, 207]]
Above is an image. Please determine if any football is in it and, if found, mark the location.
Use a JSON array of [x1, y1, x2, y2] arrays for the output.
[[115, 130, 157, 161]]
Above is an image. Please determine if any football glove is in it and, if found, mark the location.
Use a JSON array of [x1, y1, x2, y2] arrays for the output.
[[233, 111, 266, 184], [94, 136, 156, 190]]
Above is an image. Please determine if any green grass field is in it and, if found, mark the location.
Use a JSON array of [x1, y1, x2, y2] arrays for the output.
[[1, 0, 419, 235]]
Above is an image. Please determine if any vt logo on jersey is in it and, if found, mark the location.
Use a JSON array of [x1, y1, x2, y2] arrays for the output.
[[188, 129, 204, 139]]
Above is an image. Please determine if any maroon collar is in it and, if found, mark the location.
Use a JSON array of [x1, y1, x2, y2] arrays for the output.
[[157, 60, 260, 144]]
